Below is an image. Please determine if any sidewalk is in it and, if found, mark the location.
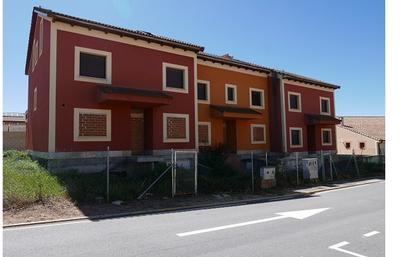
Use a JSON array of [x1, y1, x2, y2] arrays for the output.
[[3, 177, 384, 228]]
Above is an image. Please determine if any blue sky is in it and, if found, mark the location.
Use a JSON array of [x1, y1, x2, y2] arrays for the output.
[[3, 0, 384, 115]]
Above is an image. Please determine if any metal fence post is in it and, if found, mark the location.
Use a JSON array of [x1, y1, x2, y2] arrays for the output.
[[171, 149, 174, 198], [353, 149, 360, 178], [251, 151, 254, 193], [194, 151, 198, 195], [106, 146, 110, 203], [296, 152, 299, 186], [329, 151, 333, 181], [265, 152, 268, 166], [321, 150, 325, 181]]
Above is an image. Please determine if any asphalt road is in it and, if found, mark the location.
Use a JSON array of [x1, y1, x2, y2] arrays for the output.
[[4, 181, 385, 257]]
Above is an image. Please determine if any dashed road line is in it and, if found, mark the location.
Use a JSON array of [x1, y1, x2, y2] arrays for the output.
[[363, 230, 380, 237]]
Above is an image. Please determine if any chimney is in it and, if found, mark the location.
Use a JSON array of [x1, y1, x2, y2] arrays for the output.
[[221, 53, 233, 60]]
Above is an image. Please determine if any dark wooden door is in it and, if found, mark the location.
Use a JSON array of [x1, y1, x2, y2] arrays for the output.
[[307, 125, 316, 153], [131, 111, 144, 155], [223, 120, 237, 153]]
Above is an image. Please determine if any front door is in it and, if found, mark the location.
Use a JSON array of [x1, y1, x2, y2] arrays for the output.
[[131, 110, 144, 155], [307, 125, 316, 153], [223, 120, 237, 153]]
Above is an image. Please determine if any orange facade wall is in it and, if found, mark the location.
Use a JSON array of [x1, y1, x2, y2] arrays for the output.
[[197, 64, 270, 152]]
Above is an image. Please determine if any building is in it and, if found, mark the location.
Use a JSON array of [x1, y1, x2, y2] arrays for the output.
[[3, 112, 26, 150], [336, 116, 385, 156], [25, 7, 340, 171]]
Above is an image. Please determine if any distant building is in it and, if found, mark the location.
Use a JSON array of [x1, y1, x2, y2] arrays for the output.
[[336, 116, 385, 156], [3, 112, 27, 150]]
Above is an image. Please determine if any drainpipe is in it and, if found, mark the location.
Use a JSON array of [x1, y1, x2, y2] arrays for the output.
[[278, 73, 287, 153]]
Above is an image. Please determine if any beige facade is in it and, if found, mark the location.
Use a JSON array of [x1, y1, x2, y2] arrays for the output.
[[336, 125, 381, 155]]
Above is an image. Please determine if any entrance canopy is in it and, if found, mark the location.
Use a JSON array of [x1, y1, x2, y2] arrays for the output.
[[304, 114, 341, 125], [210, 104, 262, 119], [97, 85, 173, 107]]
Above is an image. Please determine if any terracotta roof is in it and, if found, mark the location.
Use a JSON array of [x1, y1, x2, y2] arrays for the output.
[[3, 113, 26, 122], [339, 116, 385, 141], [276, 70, 340, 89], [98, 85, 172, 99], [210, 105, 262, 115], [198, 52, 272, 74]]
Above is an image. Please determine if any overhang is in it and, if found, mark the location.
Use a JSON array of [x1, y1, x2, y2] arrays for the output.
[[305, 114, 341, 125], [210, 105, 262, 120], [98, 85, 172, 107]]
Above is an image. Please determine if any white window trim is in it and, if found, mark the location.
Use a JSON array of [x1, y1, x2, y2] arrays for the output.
[[289, 127, 303, 148], [33, 87, 38, 112], [321, 128, 332, 146], [74, 46, 112, 84], [288, 92, 302, 112], [73, 108, 111, 142], [162, 62, 189, 94], [249, 87, 265, 109], [39, 18, 43, 57], [197, 80, 210, 104], [225, 84, 237, 104], [320, 96, 331, 115], [250, 124, 266, 144], [163, 113, 190, 143], [198, 121, 211, 146]]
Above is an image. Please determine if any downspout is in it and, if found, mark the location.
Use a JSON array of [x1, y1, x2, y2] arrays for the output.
[[278, 73, 287, 153]]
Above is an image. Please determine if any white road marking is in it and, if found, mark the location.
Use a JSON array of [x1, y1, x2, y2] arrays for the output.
[[3, 220, 91, 232], [329, 241, 367, 257], [363, 230, 380, 237], [314, 181, 384, 195], [177, 208, 329, 237]]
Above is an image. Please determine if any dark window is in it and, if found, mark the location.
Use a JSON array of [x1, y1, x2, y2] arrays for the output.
[[345, 142, 351, 149], [166, 67, 185, 89], [359, 142, 365, 149], [321, 99, 330, 113], [79, 52, 106, 79], [251, 91, 262, 106], [197, 83, 208, 100], [322, 130, 331, 144], [289, 94, 299, 110], [291, 129, 301, 146], [227, 87, 235, 101]]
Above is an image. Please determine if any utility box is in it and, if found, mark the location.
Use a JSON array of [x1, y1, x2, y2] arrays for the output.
[[302, 158, 318, 179], [260, 166, 276, 189]]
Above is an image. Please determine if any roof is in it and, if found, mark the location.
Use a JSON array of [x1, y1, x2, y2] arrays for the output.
[[25, 6, 204, 74], [305, 114, 341, 125], [339, 116, 385, 141], [198, 52, 272, 74], [99, 85, 172, 99], [210, 105, 262, 115], [3, 113, 26, 122], [276, 70, 340, 89]]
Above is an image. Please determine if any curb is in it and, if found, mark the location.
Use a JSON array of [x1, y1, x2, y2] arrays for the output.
[[3, 179, 384, 229]]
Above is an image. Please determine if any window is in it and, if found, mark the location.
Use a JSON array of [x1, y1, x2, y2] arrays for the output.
[[74, 46, 112, 84], [74, 108, 111, 142], [33, 87, 38, 112], [197, 80, 210, 104], [162, 63, 188, 93], [163, 113, 190, 143], [345, 142, 351, 149], [290, 127, 303, 148], [320, 97, 331, 115], [39, 18, 43, 57], [321, 128, 332, 146], [225, 84, 237, 104], [198, 122, 211, 146], [250, 88, 264, 109], [288, 92, 301, 112], [251, 124, 266, 144], [359, 142, 366, 149]]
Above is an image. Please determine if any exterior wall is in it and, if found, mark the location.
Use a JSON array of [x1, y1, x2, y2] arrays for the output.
[[283, 80, 337, 152], [197, 63, 270, 152], [336, 126, 379, 156], [26, 16, 50, 152], [54, 27, 196, 153]]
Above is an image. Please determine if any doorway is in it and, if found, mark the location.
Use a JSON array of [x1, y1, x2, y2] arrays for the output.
[[223, 120, 237, 153], [131, 110, 144, 155]]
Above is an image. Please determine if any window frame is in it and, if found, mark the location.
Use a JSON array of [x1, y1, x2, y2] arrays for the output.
[[74, 46, 112, 84], [73, 108, 111, 142], [163, 113, 190, 143], [320, 96, 331, 115], [198, 121, 211, 146], [162, 62, 189, 94], [289, 127, 303, 148], [197, 80, 210, 104], [321, 128, 333, 146], [250, 124, 266, 144], [225, 84, 237, 104], [288, 92, 302, 112], [249, 87, 265, 109]]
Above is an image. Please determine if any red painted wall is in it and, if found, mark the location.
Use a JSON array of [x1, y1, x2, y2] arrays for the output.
[[26, 16, 50, 152], [55, 30, 195, 152], [284, 82, 337, 152]]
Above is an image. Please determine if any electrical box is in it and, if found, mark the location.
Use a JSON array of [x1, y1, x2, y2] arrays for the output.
[[260, 166, 276, 189], [302, 158, 318, 179]]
